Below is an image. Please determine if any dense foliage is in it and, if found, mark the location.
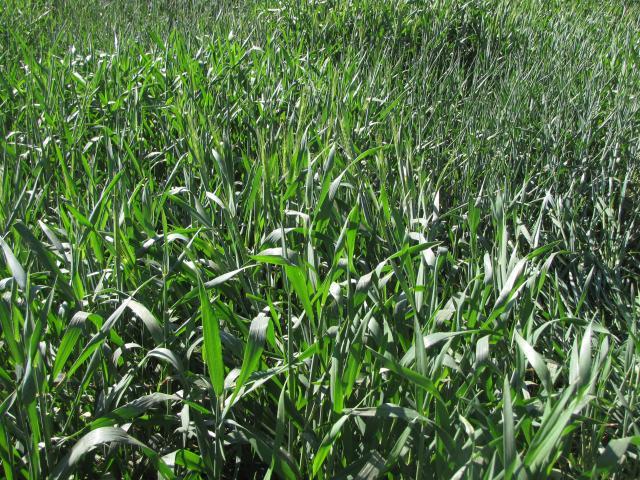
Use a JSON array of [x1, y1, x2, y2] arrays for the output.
[[1, 0, 639, 478]]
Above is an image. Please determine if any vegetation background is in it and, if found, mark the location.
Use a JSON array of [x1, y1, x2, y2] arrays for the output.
[[0, 0, 639, 478]]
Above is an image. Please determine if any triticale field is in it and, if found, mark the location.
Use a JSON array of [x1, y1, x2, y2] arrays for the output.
[[1, 0, 639, 478]]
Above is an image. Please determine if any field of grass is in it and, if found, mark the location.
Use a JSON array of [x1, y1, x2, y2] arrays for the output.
[[1, 0, 639, 478]]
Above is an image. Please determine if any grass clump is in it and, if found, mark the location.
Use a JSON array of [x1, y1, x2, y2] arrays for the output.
[[0, 0, 639, 478]]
